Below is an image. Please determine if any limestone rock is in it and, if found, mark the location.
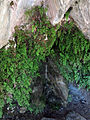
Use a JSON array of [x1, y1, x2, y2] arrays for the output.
[[66, 111, 86, 120], [0, 0, 90, 48], [70, 0, 90, 40], [0, 0, 43, 48], [0, 0, 10, 48], [45, 0, 76, 25], [46, 0, 90, 40]]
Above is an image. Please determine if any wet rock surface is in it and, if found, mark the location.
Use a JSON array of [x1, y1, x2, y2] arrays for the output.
[[1, 77, 90, 120], [67, 84, 90, 120], [66, 111, 86, 120], [42, 83, 90, 120], [45, 57, 68, 105], [41, 118, 56, 120]]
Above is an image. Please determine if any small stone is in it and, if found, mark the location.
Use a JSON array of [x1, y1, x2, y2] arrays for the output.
[[7, 107, 10, 110], [80, 99, 87, 104], [19, 107, 26, 113]]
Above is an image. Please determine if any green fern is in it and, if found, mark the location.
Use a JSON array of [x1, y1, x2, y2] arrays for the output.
[[53, 21, 90, 90], [0, 5, 58, 118]]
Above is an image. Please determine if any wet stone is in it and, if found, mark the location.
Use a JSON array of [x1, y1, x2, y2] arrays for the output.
[[19, 107, 26, 114], [66, 111, 86, 120], [41, 118, 57, 120]]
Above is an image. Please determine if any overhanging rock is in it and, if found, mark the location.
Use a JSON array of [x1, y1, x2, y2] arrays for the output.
[[0, 0, 90, 48]]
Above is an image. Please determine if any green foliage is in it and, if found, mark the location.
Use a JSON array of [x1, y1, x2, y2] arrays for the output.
[[65, 7, 72, 21], [31, 102, 45, 114], [0, 5, 58, 118], [25, 5, 58, 51], [1, 4, 89, 118], [53, 21, 90, 90], [0, 39, 35, 116], [50, 102, 61, 110], [0, 83, 4, 117]]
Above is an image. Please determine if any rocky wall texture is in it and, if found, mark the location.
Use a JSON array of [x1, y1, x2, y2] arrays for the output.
[[70, 0, 90, 40], [0, 0, 10, 48], [46, 0, 90, 40], [45, 0, 76, 25], [0, 0, 43, 48], [0, 0, 90, 48]]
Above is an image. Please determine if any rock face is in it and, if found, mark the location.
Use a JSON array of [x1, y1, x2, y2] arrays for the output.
[[66, 111, 86, 120], [41, 118, 56, 120], [0, 0, 90, 48], [45, 0, 76, 25], [0, 0, 42, 48], [30, 57, 68, 110], [70, 0, 90, 40], [45, 57, 68, 105], [0, 0, 10, 48], [47, 0, 90, 40]]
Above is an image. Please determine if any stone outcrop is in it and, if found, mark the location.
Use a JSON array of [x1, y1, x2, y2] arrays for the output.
[[45, 0, 76, 25], [66, 111, 86, 120], [46, 0, 90, 40], [0, 0, 90, 48], [0, 0, 42, 48], [0, 0, 10, 48], [29, 57, 68, 109], [41, 118, 56, 120], [70, 0, 90, 40], [45, 57, 68, 105]]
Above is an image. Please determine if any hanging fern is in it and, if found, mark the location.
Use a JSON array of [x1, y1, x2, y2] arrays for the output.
[[53, 21, 90, 90]]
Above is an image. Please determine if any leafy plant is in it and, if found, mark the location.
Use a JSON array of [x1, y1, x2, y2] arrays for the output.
[[53, 21, 90, 90], [65, 7, 72, 21], [0, 5, 58, 118]]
